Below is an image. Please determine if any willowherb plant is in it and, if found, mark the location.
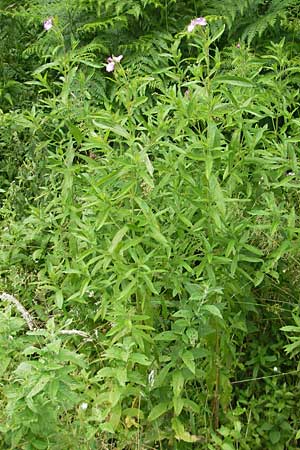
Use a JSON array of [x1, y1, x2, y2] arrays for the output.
[[1, 2, 300, 449]]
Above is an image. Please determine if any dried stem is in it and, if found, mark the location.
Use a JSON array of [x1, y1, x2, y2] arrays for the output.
[[0, 292, 90, 339], [59, 329, 89, 338], [0, 292, 36, 330]]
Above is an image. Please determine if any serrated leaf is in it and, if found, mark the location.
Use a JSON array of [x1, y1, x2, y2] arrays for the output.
[[27, 376, 50, 398]]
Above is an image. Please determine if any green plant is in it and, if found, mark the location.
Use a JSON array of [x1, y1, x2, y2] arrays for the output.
[[2, 1, 300, 449]]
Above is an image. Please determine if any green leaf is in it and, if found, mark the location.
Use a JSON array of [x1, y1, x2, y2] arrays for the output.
[[131, 353, 152, 366], [171, 418, 200, 442], [205, 154, 213, 180], [148, 402, 170, 421], [173, 396, 184, 416], [222, 443, 235, 450], [214, 76, 255, 87], [150, 227, 169, 246], [203, 305, 223, 319], [142, 151, 154, 177], [93, 119, 130, 139], [27, 376, 50, 398], [181, 351, 195, 374], [209, 24, 226, 44], [67, 122, 83, 145], [109, 226, 129, 253], [154, 331, 178, 341], [48, 379, 59, 400], [123, 407, 144, 419], [183, 398, 200, 414], [54, 290, 64, 309], [172, 371, 184, 396], [269, 430, 280, 444], [31, 439, 48, 449], [110, 404, 122, 430], [254, 271, 265, 286], [242, 243, 263, 256], [0, 357, 11, 377]]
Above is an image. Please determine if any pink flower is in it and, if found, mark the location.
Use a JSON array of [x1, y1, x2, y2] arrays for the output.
[[187, 17, 207, 32], [105, 55, 123, 72], [106, 61, 115, 72], [236, 43, 241, 48], [43, 18, 53, 31]]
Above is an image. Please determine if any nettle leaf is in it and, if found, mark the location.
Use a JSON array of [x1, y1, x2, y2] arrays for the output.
[[27, 375, 51, 398], [14, 362, 35, 377]]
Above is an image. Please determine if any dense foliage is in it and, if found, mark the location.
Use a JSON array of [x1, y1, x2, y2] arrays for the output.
[[1, 0, 300, 448]]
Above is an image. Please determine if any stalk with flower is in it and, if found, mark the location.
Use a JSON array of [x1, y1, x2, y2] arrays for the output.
[[105, 55, 123, 72], [187, 17, 207, 32], [43, 17, 53, 31]]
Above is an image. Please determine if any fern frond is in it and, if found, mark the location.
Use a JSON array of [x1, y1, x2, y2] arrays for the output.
[[242, 0, 299, 43]]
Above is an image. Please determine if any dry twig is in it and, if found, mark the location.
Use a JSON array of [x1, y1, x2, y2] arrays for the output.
[[0, 292, 90, 339], [0, 292, 36, 330]]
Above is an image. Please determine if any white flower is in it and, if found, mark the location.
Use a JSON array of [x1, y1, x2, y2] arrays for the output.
[[273, 366, 278, 373], [187, 17, 207, 32], [113, 55, 123, 63], [43, 18, 53, 31], [80, 402, 88, 410]]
